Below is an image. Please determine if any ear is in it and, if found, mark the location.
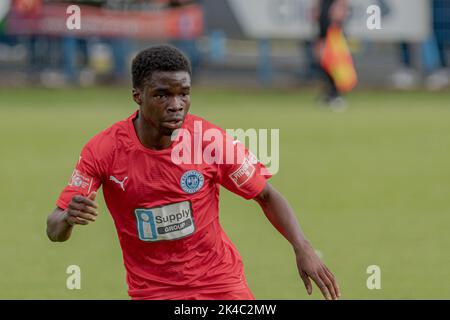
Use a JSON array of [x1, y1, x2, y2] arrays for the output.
[[132, 88, 142, 106]]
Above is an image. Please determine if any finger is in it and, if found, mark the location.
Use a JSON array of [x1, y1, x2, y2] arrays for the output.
[[68, 201, 97, 214], [66, 215, 89, 226], [72, 195, 98, 209], [68, 201, 98, 216], [75, 195, 98, 209], [78, 212, 97, 222], [74, 217, 90, 225], [68, 209, 97, 222], [311, 273, 331, 300], [324, 266, 341, 298], [319, 270, 337, 300], [300, 271, 313, 295], [64, 215, 76, 226], [88, 191, 97, 201]]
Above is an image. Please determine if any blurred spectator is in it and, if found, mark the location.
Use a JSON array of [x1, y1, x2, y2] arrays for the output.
[[313, 0, 351, 109], [168, 0, 202, 77], [391, 0, 450, 90], [389, 42, 421, 90], [425, 0, 449, 90]]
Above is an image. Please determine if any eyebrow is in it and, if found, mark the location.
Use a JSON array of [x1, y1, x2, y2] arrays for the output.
[[151, 87, 170, 92], [149, 87, 190, 95]]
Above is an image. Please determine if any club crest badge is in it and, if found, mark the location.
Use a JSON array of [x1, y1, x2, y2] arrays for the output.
[[180, 170, 204, 194]]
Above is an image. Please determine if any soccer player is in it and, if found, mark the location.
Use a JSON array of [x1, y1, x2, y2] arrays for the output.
[[46, 45, 340, 300]]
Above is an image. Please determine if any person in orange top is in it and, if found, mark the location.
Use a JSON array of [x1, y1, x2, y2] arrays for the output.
[[314, 0, 350, 109]]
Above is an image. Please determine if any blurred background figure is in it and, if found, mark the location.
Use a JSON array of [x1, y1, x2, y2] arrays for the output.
[[389, 42, 420, 90], [167, 0, 203, 77], [390, 0, 450, 91], [425, 0, 449, 90], [313, 0, 354, 110]]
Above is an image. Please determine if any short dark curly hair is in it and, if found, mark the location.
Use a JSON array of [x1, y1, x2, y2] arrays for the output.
[[131, 45, 192, 89]]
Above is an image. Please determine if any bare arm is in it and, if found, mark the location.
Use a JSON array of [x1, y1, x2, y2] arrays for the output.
[[254, 183, 340, 300], [46, 192, 98, 242]]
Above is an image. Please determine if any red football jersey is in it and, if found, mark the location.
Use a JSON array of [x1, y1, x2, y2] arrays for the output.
[[56, 111, 271, 299]]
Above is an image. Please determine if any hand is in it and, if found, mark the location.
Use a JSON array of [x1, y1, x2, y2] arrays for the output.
[[64, 192, 98, 226], [295, 241, 340, 300]]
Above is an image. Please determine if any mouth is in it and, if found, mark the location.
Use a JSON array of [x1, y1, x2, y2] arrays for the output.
[[162, 119, 183, 130]]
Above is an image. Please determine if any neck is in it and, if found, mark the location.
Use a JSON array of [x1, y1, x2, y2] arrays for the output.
[[133, 113, 173, 150]]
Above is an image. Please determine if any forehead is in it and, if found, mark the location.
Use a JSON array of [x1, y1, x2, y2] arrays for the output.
[[146, 71, 191, 90]]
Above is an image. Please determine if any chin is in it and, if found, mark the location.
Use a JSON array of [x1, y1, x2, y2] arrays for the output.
[[160, 128, 174, 136], [160, 126, 178, 136]]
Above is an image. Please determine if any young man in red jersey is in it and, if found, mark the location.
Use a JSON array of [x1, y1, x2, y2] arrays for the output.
[[47, 45, 340, 300]]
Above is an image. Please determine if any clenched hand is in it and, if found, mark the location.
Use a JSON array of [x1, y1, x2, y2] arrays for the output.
[[64, 192, 98, 226]]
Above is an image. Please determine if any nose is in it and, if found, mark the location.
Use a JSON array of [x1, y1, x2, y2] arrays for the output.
[[167, 97, 184, 113]]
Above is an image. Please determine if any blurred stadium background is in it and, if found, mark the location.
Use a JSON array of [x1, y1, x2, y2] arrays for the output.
[[0, 0, 449, 299]]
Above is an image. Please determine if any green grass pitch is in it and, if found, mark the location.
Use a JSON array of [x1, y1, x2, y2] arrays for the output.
[[0, 87, 449, 299]]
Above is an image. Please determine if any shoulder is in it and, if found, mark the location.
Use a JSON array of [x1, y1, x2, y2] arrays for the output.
[[82, 113, 133, 158]]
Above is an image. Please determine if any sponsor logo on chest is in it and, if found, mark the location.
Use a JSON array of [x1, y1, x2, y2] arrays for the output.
[[134, 200, 195, 242]]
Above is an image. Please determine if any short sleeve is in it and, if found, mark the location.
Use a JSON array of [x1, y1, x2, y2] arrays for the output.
[[56, 143, 103, 210], [217, 139, 272, 200]]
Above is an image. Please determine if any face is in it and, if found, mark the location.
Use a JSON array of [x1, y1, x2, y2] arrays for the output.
[[133, 71, 191, 136]]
